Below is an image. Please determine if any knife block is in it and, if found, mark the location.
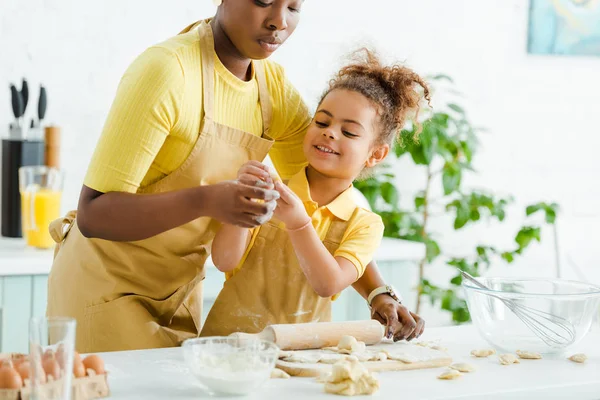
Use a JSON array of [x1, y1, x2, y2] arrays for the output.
[[1, 138, 45, 237]]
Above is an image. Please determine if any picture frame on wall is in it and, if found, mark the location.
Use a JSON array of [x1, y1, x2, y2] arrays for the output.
[[528, 0, 600, 56]]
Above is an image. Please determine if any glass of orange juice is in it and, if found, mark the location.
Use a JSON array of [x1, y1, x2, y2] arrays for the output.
[[19, 166, 64, 249]]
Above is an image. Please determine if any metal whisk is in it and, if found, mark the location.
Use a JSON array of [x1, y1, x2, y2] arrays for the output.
[[461, 271, 576, 347]]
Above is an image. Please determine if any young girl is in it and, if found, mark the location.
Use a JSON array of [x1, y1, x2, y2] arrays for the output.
[[201, 49, 430, 336]]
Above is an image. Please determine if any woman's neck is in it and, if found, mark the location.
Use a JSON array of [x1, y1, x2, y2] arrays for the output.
[[210, 19, 253, 81], [306, 165, 353, 207]]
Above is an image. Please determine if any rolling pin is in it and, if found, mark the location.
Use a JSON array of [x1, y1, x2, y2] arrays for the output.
[[230, 320, 384, 350]]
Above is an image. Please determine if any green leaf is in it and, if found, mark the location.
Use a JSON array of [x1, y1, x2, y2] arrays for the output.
[[525, 204, 542, 216], [543, 203, 559, 224], [442, 163, 462, 195], [409, 144, 428, 165], [454, 204, 469, 229], [544, 208, 556, 224], [419, 124, 438, 164], [450, 274, 463, 286], [431, 113, 450, 129], [501, 252, 515, 263], [380, 182, 399, 207], [460, 140, 473, 163], [425, 239, 441, 262], [452, 305, 471, 323], [470, 209, 481, 222], [448, 103, 465, 114], [414, 196, 426, 210], [515, 226, 542, 250]]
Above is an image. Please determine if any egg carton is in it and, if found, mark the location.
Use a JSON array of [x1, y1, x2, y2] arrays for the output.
[[0, 354, 110, 400]]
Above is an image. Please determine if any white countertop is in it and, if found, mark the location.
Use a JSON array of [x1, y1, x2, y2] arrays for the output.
[[0, 236, 424, 276], [99, 325, 600, 400]]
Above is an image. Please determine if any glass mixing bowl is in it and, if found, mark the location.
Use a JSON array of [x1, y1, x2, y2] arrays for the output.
[[462, 277, 600, 354], [182, 337, 279, 396]]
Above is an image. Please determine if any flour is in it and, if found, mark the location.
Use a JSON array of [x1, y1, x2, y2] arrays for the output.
[[187, 349, 274, 395]]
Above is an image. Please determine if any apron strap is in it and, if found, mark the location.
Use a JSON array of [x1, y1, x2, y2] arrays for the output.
[[197, 20, 273, 136], [198, 21, 216, 120], [254, 61, 272, 136], [49, 210, 77, 244]]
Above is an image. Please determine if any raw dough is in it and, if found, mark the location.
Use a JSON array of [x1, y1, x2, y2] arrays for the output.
[[415, 341, 448, 352], [323, 358, 379, 396], [471, 349, 496, 358], [516, 350, 542, 360], [449, 363, 475, 373], [280, 342, 445, 365], [324, 335, 367, 355], [437, 369, 461, 380], [499, 354, 520, 365], [271, 368, 290, 379], [568, 353, 587, 363], [340, 336, 367, 353]]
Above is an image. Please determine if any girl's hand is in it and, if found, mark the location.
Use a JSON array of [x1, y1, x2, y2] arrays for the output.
[[273, 181, 310, 230], [237, 161, 275, 189]]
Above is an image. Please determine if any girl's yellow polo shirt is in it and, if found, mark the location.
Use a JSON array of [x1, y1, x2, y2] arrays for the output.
[[84, 24, 311, 193], [228, 167, 385, 283]]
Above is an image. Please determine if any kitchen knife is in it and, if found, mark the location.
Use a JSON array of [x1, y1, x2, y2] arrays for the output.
[[10, 84, 24, 124], [21, 79, 29, 114], [38, 85, 47, 125]]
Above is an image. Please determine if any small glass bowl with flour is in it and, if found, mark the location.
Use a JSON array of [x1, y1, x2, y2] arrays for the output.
[[182, 337, 280, 396]]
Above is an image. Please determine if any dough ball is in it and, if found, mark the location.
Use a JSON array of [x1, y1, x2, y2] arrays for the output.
[[470, 349, 496, 358], [449, 363, 475, 373], [270, 368, 290, 379], [499, 354, 520, 365], [516, 350, 542, 360]]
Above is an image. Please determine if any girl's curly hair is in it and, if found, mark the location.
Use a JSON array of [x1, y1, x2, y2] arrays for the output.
[[320, 48, 431, 146]]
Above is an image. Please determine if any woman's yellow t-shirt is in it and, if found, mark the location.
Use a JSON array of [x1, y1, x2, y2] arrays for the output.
[[84, 24, 311, 193]]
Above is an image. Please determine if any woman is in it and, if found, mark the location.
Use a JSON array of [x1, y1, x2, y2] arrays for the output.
[[47, 0, 424, 352]]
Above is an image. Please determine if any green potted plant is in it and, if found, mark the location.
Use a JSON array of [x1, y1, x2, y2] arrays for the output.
[[355, 75, 559, 323]]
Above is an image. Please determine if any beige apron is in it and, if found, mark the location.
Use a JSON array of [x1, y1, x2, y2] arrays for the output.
[[46, 20, 274, 352], [200, 209, 358, 336]]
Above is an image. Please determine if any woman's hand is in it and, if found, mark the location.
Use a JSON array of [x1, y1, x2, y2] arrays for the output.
[[206, 180, 279, 228], [273, 181, 310, 230], [370, 295, 425, 341]]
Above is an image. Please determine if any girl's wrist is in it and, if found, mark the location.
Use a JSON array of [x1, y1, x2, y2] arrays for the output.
[[286, 217, 312, 232]]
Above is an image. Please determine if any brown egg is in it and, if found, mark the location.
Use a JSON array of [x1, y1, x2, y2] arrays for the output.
[[82, 355, 105, 375], [15, 360, 31, 381], [0, 361, 23, 389], [42, 349, 54, 361], [42, 354, 61, 380], [11, 354, 27, 368], [73, 352, 86, 378]]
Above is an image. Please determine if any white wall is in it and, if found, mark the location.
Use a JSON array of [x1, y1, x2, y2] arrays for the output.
[[2, 0, 599, 321]]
